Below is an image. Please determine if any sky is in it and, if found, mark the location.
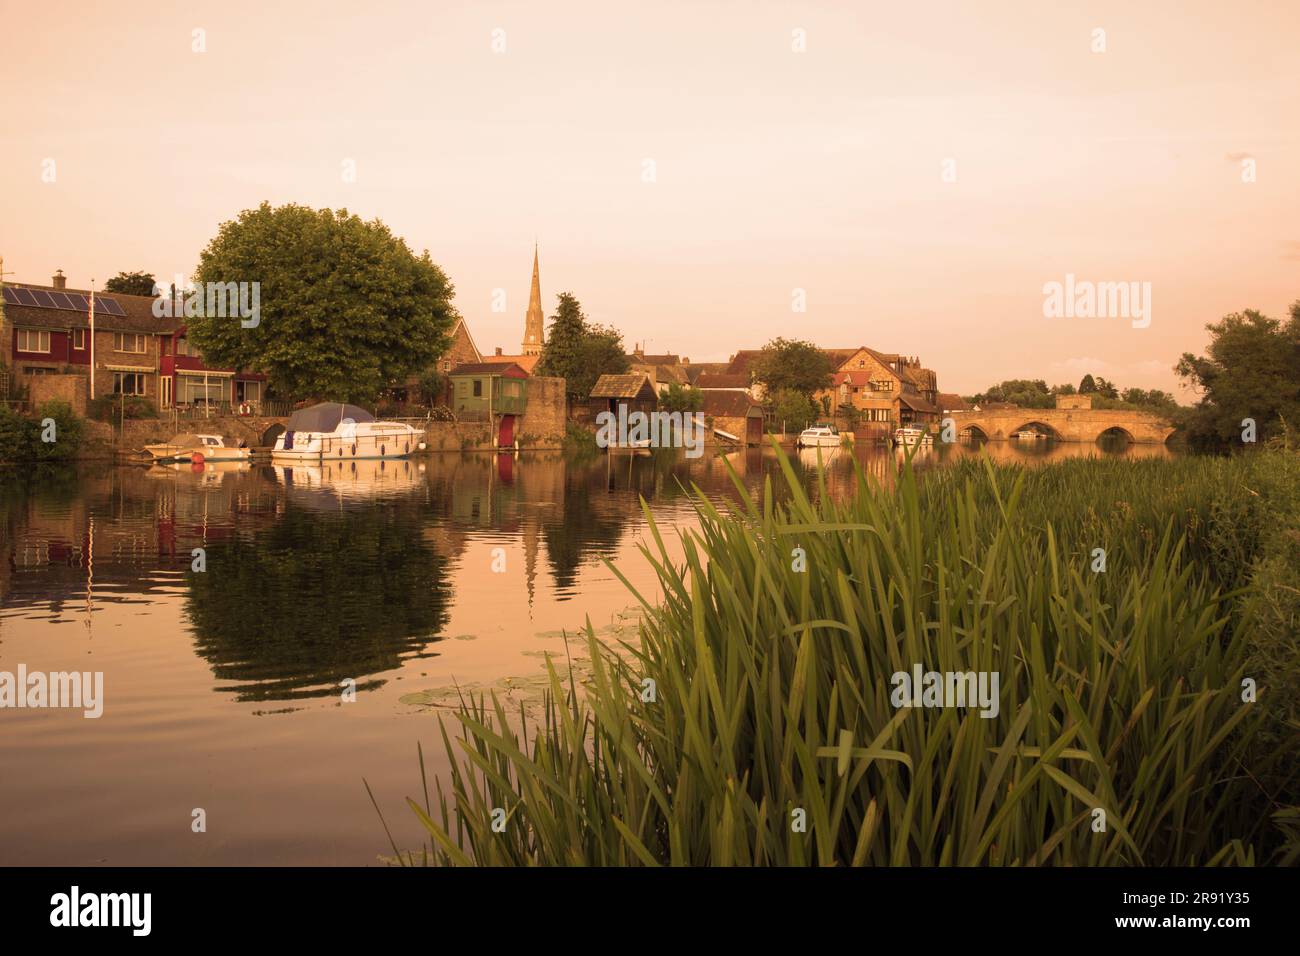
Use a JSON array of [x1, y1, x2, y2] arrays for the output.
[[1, 0, 1296, 395]]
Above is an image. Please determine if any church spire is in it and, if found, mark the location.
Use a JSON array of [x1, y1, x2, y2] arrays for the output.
[[521, 244, 544, 356]]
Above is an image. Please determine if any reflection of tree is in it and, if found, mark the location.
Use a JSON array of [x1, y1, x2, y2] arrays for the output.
[[184, 503, 451, 702], [542, 472, 630, 597]]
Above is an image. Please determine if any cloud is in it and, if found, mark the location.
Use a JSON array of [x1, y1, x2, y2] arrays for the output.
[[1279, 240, 1300, 261]]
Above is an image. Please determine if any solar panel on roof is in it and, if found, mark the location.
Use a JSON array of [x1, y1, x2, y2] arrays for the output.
[[48, 292, 73, 309], [109, 298, 126, 316], [1, 287, 18, 305], [65, 293, 88, 310], [96, 296, 125, 316], [29, 290, 57, 308], [15, 288, 39, 306]]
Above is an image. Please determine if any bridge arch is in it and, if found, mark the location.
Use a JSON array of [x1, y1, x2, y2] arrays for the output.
[[1096, 425, 1136, 444], [960, 423, 990, 441], [1010, 420, 1064, 441]]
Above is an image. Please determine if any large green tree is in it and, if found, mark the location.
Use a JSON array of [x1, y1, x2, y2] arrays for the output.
[[1176, 302, 1300, 448], [751, 338, 833, 397], [103, 271, 158, 297], [187, 202, 458, 404], [535, 292, 630, 400]]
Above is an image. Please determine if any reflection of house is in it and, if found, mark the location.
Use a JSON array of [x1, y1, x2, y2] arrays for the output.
[[589, 372, 657, 420], [449, 361, 529, 447]]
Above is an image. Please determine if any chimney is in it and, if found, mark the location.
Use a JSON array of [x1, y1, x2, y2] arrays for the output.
[[682, 357, 690, 365], [52, 269, 66, 290], [495, 347, 503, 356]]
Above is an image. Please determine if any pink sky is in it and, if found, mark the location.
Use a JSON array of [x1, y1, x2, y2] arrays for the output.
[[2, 0, 1296, 395]]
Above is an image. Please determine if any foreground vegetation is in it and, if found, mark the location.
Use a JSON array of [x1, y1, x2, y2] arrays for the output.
[[387, 449, 1298, 865]]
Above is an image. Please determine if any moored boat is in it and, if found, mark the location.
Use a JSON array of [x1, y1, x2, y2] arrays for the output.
[[271, 402, 424, 462], [796, 424, 844, 448], [892, 426, 933, 446], [143, 433, 251, 463]]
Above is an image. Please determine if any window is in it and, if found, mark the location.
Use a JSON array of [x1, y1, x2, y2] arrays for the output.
[[441, 360, 450, 372], [72, 329, 86, 350], [472, 379, 483, 397], [870, 380, 894, 392], [113, 372, 145, 396], [113, 333, 146, 354], [24, 366, 55, 375], [17, 329, 51, 353], [160, 337, 170, 356], [176, 338, 190, 356], [236, 380, 261, 403], [178, 376, 224, 405]]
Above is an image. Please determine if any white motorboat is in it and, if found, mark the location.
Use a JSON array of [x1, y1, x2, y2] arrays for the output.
[[1013, 430, 1047, 440], [796, 424, 844, 448], [893, 426, 933, 446], [144, 433, 252, 463], [272, 402, 424, 462]]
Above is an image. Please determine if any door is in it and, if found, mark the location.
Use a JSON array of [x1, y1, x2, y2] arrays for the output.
[[497, 414, 515, 448], [746, 414, 762, 445], [160, 375, 173, 408]]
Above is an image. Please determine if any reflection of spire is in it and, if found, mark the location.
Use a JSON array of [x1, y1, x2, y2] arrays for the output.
[[522, 513, 539, 614], [521, 244, 544, 356]]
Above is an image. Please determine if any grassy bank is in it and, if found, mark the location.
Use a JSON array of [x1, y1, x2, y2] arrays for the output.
[[388, 449, 1298, 866]]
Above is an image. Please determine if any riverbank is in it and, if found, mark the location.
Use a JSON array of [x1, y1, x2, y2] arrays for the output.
[[403, 449, 1300, 866]]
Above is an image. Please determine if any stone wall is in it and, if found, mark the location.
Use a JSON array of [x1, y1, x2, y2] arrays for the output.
[[519, 375, 567, 446], [28, 374, 89, 417]]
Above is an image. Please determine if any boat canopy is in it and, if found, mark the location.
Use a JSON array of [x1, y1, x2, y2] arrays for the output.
[[286, 403, 376, 432], [166, 433, 207, 446]]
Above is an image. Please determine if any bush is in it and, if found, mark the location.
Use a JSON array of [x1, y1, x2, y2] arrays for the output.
[[0, 401, 83, 462], [391, 450, 1297, 866], [31, 400, 83, 461], [0, 406, 34, 462]]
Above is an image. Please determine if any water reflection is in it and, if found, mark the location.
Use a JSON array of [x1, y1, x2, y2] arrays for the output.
[[0, 439, 1172, 704]]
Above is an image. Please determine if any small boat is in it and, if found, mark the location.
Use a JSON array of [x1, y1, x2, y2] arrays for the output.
[[272, 402, 424, 462], [796, 424, 844, 448], [893, 426, 933, 446], [1013, 430, 1047, 440], [144, 433, 251, 463]]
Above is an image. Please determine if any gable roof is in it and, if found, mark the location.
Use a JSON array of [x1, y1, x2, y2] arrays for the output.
[[450, 317, 482, 363], [590, 372, 656, 399], [937, 392, 968, 411]]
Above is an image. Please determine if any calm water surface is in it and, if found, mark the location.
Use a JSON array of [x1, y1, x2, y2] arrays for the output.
[[0, 439, 1171, 865]]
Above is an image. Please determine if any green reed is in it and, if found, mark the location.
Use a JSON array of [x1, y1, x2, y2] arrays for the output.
[[382, 447, 1297, 865]]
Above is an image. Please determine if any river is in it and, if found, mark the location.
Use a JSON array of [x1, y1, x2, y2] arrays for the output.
[[0, 438, 1173, 864]]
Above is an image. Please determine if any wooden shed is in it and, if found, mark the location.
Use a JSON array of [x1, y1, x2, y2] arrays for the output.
[[588, 372, 658, 420]]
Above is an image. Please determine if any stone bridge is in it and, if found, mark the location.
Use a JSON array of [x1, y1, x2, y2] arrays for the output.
[[945, 407, 1176, 443]]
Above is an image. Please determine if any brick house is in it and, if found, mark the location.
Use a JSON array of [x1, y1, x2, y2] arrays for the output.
[[3, 272, 265, 408]]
